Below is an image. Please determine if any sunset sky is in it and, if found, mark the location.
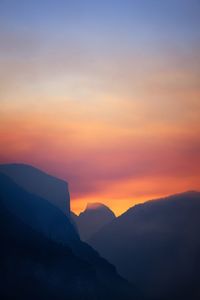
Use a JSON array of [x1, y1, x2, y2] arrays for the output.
[[0, 0, 200, 215]]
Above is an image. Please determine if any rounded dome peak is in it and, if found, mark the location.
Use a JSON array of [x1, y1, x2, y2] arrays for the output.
[[85, 203, 116, 217]]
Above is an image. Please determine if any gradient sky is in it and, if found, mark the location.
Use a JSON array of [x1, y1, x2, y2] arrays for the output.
[[0, 0, 200, 215]]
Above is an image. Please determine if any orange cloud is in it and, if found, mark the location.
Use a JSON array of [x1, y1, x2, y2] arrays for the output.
[[1, 105, 200, 215]]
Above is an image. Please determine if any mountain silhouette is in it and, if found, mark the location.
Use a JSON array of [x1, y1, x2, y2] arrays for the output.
[[73, 203, 116, 240], [0, 167, 141, 300], [89, 191, 200, 300], [0, 163, 70, 216], [0, 171, 78, 247], [0, 180, 97, 300]]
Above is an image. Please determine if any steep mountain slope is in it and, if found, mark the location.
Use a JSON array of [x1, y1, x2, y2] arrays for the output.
[[0, 163, 70, 216], [0, 195, 98, 300], [73, 203, 116, 240], [89, 192, 200, 300], [0, 172, 140, 300]]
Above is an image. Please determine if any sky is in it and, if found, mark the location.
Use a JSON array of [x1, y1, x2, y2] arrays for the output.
[[0, 0, 200, 215]]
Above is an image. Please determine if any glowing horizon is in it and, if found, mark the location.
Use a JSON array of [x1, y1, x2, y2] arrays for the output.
[[0, 1, 200, 216]]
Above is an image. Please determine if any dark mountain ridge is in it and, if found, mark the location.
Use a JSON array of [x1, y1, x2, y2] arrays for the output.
[[0, 191, 96, 300], [0, 163, 70, 216], [89, 191, 200, 300]]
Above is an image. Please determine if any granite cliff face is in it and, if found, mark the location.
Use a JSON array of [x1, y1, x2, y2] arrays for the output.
[[0, 165, 141, 300], [0, 163, 70, 216]]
